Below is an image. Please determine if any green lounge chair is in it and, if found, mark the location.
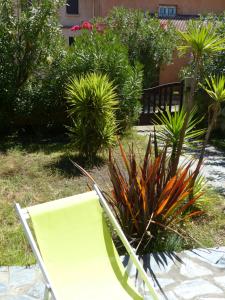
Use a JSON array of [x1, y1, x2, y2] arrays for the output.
[[16, 184, 158, 300]]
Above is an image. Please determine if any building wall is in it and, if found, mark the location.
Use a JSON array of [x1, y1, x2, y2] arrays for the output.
[[59, 0, 95, 42], [100, 0, 225, 17]]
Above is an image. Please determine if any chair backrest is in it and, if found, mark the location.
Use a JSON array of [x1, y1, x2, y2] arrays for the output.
[[17, 189, 158, 299]]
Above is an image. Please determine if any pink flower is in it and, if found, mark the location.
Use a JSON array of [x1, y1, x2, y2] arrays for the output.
[[70, 25, 81, 31], [81, 21, 93, 30]]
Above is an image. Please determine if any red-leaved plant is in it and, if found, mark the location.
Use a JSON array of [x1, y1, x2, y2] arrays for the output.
[[107, 136, 203, 252]]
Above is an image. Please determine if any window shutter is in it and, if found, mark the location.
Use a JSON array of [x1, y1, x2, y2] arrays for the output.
[[66, 0, 79, 15]]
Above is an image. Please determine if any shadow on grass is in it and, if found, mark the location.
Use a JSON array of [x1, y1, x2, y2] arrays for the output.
[[45, 153, 106, 178], [0, 133, 72, 155]]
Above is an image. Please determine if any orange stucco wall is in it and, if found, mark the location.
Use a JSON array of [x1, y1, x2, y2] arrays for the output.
[[100, 0, 225, 17], [159, 52, 189, 84]]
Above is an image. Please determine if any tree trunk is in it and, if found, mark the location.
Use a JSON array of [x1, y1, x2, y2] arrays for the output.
[[170, 60, 200, 177], [190, 106, 219, 196]]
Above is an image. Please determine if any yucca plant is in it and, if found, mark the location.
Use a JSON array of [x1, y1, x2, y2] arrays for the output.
[[66, 73, 118, 160], [108, 136, 203, 253], [193, 75, 225, 181], [175, 21, 225, 177], [154, 107, 205, 177]]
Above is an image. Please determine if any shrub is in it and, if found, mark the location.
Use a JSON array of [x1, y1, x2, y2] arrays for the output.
[[0, 0, 65, 132], [107, 136, 203, 253], [65, 30, 143, 131], [66, 73, 118, 159], [102, 7, 178, 88]]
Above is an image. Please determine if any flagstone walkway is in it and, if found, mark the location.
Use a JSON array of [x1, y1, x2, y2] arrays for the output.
[[0, 247, 225, 299]]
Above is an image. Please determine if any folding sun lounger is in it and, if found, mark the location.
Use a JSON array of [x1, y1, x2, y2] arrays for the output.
[[16, 184, 158, 300]]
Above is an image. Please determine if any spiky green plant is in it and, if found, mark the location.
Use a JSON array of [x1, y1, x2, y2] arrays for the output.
[[107, 136, 203, 253], [154, 107, 205, 177], [66, 73, 118, 159], [174, 21, 225, 178], [194, 75, 225, 180]]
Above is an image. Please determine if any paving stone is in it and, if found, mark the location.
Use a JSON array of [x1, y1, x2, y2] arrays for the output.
[[0, 270, 9, 286], [180, 258, 213, 278], [159, 291, 179, 300], [156, 278, 175, 289], [0, 283, 7, 294], [184, 248, 225, 265], [147, 254, 175, 274], [174, 279, 223, 299], [27, 281, 45, 299], [198, 298, 225, 300], [216, 256, 225, 267], [214, 276, 225, 289], [9, 267, 36, 289], [0, 267, 8, 272]]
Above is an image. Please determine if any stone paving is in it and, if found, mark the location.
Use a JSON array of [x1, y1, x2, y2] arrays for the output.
[[0, 247, 225, 299]]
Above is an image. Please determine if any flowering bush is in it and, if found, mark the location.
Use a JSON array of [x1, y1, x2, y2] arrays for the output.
[[71, 21, 93, 31]]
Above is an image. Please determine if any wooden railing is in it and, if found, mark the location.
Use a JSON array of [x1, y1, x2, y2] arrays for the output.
[[139, 81, 184, 125]]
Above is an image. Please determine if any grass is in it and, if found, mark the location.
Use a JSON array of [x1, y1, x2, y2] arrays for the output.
[[0, 131, 224, 265]]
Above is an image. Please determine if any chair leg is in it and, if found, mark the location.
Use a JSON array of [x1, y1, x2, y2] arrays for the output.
[[44, 286, 50, 300]]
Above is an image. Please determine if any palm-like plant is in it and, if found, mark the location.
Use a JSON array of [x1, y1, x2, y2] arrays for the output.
[[66, 73, 118, 159], [194, 75, 225, 178], [174, 21, 225, 177], [154, 107, 205, 177]]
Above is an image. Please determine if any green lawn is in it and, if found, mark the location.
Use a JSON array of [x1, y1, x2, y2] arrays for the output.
[[0, 131, 224, 265]]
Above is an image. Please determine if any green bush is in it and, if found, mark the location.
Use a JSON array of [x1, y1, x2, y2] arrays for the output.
[[102, 7, 178, 88], [66, 73, 118, 159], [65, 30, 143, 131], [0, 0, 65, 132]]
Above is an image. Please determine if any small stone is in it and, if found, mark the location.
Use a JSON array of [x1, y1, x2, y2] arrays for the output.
[[180, 258, 213, 278], [156, 278, 175, 288], [0, 283, 7, 294], [214, 276, 225, 289], [174, 279, 223, 299], [9, 267, 36, 290], [28, 281, 45, 298]]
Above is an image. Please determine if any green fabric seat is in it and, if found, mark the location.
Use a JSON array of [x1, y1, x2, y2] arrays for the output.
[[27, 191, 143, 300]]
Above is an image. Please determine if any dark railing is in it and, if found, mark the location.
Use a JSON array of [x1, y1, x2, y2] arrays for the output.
[[139, 81, 184, 125]]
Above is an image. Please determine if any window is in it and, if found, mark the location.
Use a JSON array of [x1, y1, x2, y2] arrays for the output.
[[69, 37, 74, 46], [66, 0, 79, 15], [159, 5, 176, 17]]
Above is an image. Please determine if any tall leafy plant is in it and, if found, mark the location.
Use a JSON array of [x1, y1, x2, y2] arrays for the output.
[[66, 30, 143, 131], [0, 0, 64, 131], [66, 73, 118, 159], [193, 75, 225, 180], [107, 137, 203, 253], [175, 21, 225, 175], [154, 107, 204, 177], [104, 7, 178, 87]]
